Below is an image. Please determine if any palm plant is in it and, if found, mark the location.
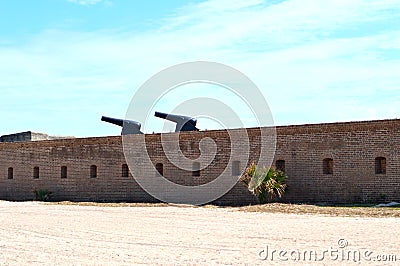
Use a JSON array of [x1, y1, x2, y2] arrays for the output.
[[34, 189, 52, 201], [240, 162, 287, 204]]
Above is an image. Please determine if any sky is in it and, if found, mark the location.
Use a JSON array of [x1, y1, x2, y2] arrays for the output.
[[1, 0, 399, 137]]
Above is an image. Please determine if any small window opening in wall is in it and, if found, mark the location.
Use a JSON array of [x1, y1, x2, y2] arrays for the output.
[[276, 160, 285, 172], [156, 163, 163, 176], [33, 167, 39, 179], [8, 167, 13, 179], [232, 161, 240, 176], [375, 157, 386, 174], [323, 158, 333, 175], [90, 165, 97, 178], [61, 166, 67, 179], [192, 162, 200, 177], [190, 141, 197, 151], [122, 164, 129, 177]]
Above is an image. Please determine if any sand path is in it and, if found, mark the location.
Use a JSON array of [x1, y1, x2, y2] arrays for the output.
[[0, 201, 398, 265]]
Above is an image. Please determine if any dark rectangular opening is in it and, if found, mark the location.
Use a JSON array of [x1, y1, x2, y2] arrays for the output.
[[276, 160, 285, 172], [232, 161, 240, 176], [90, 165, 97, 178], [8, 167, 13, 179], [323, 158, 333, 175], [192, 162, 200, 177], [61, 166, 67, 179], [33, 167, 39, 179], [122, 164, 129, 177]]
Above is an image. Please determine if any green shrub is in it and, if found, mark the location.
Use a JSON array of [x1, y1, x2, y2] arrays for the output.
[[34, 189, 52, 201], [240, 162, 287, 204]]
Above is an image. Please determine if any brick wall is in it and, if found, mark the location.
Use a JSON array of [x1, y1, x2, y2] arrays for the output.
[[274, 119, 400, 203], [0, 119, 399, 205]]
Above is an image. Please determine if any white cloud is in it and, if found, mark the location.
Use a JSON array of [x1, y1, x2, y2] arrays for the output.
[[67, 0, 108, 6]]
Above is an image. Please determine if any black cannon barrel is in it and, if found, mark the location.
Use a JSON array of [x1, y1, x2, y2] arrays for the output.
[[154, 111, 168, 120], [154, 111, 199, 132], [101, 116, 143, 135], [101, 116, 124, 127]]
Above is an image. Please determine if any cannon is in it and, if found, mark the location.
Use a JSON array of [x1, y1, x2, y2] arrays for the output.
[[101, 116, 143, 135], [154, 111, 199, 132]]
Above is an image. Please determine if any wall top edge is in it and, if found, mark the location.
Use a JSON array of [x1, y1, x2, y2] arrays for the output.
[[1, 118, 399, 149]]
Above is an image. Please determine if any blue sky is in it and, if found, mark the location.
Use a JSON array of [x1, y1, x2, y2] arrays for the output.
[[1, 0, 399, 137]]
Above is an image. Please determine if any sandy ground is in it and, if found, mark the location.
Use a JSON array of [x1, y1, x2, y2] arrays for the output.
[[0, 201, 399, 265]]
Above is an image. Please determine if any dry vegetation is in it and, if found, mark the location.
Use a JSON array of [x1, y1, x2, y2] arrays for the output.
[[47, 201, 400, 218], [47, 201, 172, 208], [237, 203, 400, 218]]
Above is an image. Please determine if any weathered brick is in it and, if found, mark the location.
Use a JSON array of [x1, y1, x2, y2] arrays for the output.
[[0, 118, 399, 205]]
